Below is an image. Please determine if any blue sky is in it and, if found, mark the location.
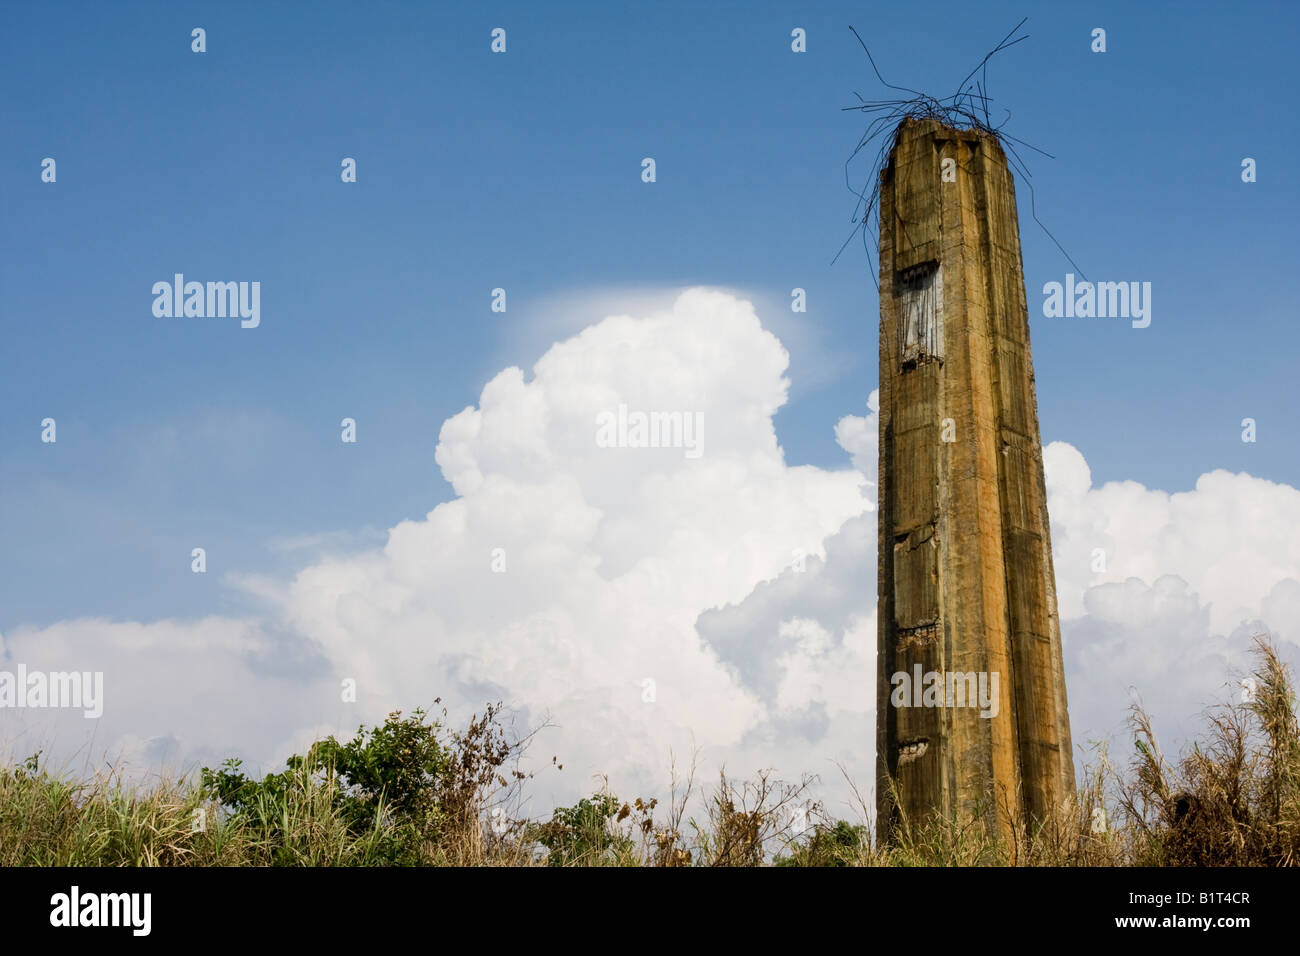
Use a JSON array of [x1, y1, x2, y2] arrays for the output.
[[3, 0, 1297, 637]]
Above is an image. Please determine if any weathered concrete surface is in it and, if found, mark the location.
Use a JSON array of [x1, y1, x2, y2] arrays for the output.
[[876, 117, 1075, 844]]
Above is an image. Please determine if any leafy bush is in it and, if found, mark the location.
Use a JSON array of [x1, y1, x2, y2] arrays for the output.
[[200, 703, 526, 864], [776, 820, 868, 866], [531, 793, 643, 865]]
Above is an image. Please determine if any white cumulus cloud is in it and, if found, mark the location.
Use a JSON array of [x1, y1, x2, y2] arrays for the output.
[[3, 288, 1297, 822]]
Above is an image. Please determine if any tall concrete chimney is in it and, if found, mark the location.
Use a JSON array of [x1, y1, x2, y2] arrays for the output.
[[875, 116, 1075, 843]]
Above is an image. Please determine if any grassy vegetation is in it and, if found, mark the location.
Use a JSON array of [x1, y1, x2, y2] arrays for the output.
[[2, 637, 1296, 866]]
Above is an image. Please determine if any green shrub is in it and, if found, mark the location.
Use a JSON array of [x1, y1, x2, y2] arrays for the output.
[[531, 793, 636, 865], [776, 820, 868, 866]]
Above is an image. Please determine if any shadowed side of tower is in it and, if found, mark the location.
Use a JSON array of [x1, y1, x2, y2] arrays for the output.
[[875, 117, 1075, 844]]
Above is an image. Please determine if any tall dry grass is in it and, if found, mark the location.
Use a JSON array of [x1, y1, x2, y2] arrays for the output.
[[1, 635, 1295, 866]]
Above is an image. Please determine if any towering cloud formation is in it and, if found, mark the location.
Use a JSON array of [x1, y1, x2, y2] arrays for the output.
[[2, 289, 1297, 818]]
